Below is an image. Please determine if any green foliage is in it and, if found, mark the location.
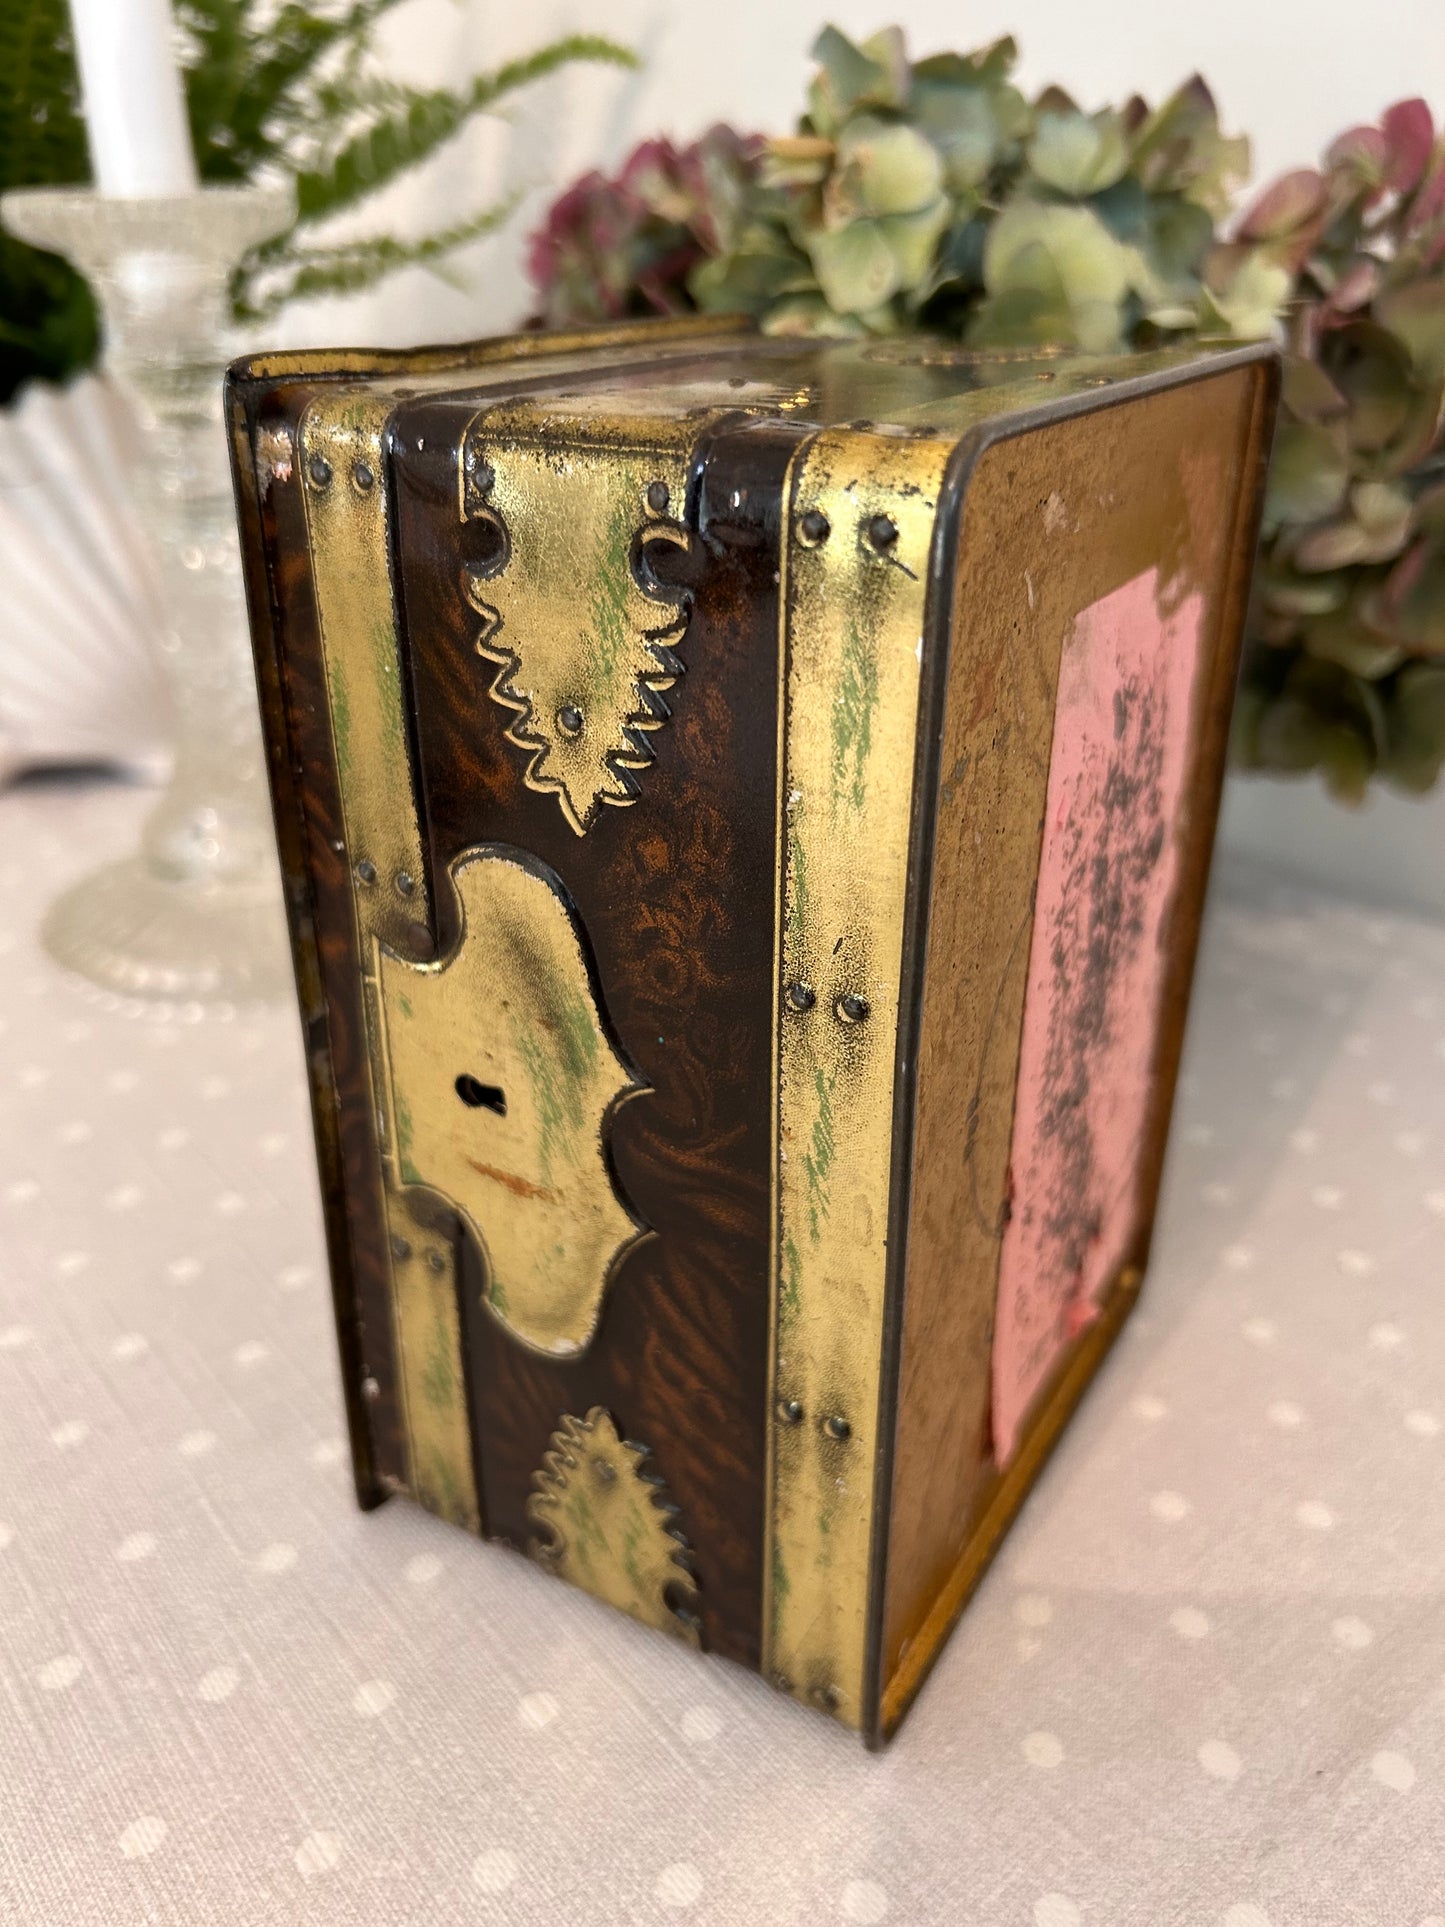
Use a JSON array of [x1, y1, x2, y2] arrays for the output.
[[0, 0, 98, 398], [527, 128, 764, 330], [1231, 99, 1445, 799], [529, 23, 1445, 801], [693, 28, 1249, 351], [1, 0, 635, 396]]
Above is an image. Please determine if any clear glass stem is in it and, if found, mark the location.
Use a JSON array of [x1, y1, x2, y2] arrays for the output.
[[1, 185, 296, 1008]]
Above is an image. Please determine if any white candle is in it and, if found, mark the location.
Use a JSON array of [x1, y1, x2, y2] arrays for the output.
[[68, 0, 199, 198]]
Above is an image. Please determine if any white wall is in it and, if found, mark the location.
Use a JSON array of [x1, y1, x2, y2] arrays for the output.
[[274, 1, 1445, 919]]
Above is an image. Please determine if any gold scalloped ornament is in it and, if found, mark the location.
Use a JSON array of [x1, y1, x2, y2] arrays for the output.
[[527, 1407, 701, 1645]]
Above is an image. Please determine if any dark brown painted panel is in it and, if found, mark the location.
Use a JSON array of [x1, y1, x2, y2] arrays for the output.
[[387, 405, 804, 1668]]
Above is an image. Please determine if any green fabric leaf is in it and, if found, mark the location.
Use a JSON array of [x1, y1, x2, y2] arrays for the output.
[[1383, 660, 1445, 790], [806, 218, 899, 313], [1028, 110, 1131, 197], [983, 198, 1158, 352], [911, 83, 1007, 193], [829, 118, 942, 220], [806, 24, 906, 134], [1375, 277, 1445, 381], [1199, 252, 1290, 339], [1281, 353, 1348, 423], [689, 226, 809, 315], [1362, 537, 1445, 652], [884, 201, 951, 292], [1264, 419, 1352, 527], [1301, 612, 1406, 678]]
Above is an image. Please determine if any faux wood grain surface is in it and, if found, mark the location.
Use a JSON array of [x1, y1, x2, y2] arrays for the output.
[[230, 379, 408, 1500], [388, 405, 804, 1667]]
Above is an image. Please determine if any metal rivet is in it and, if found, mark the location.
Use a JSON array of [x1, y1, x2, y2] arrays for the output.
[[353, 459, 375, 491], [557, 704, 583, 738], [329, 838, 345, 854], [771, 1671, 793, 1694], [811, 1683, 841, 1710], [391, 1234, 411, 1262], [307, 452, 332, 489], [776, 1397, 804, 1426], [798, 508, 830, 546], [395, 871, 415, 898], [835, 992, 870, 1025], [355, 859, 377, 886], [864, 513, 898, 552], [646, 479, 669, 514], [823, 1413, 852, 1442], [469, 457, 495, 493], [785, 981, 816, 1014], [361, 1374, 381, 1402], [426, 1248, 446, 1274]]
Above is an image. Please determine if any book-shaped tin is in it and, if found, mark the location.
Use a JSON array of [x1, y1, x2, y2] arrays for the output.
[[227, 318, 1276, 1743]]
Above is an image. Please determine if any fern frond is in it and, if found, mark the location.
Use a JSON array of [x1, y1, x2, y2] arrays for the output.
[[235, 196, 519, 318], [291, 34, 637, 224], [240, 0, 408, 136], [176, 1, 257, 178], [0, 0, 88, 188]]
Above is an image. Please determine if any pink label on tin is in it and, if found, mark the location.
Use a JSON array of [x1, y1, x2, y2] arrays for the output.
[[991, 567, 1206, 1466]]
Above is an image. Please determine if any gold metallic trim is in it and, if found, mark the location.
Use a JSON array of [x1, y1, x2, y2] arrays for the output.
[[460, 384, 810, 835], [462, 401, 699, 836], [528, 1406, 701, 1645], [299, 394, 479, 1533], [234, 311, 752, 385], [376, 845, 648, 1358], [764, 426, 954, 1728]]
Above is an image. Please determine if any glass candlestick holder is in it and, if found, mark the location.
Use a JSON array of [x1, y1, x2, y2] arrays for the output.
[[1, 184, 296, 1009]]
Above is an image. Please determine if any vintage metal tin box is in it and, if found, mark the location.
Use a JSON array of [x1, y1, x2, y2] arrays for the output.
[[228, 318, 1276, 1743]]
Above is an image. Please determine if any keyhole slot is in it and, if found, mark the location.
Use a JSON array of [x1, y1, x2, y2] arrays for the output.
[[455, 1074, 506, 1115]]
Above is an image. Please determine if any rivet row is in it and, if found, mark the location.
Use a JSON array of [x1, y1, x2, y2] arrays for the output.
[[784, 981, 870, 1025]]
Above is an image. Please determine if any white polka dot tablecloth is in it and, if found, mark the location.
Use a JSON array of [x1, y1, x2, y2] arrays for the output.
[[2, 778, 1443, 1927]]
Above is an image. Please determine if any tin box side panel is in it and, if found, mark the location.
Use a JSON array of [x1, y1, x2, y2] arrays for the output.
[[385, 403, 804, 1669], [878, 362, 1276, 1733]]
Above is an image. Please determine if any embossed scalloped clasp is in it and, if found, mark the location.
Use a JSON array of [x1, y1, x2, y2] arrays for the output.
[[459, 396, 705, 836], [458, 384, 812, 836], [528, 1406, 701, 1646]]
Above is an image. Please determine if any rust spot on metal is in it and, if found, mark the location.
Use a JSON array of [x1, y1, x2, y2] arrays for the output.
[[464, 1158, 559, 1205]]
